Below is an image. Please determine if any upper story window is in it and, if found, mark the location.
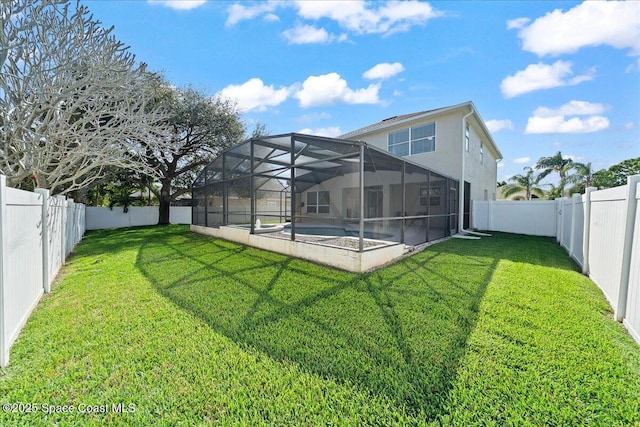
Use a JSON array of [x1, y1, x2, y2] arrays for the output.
[[480, 141, 484, 164], [465, 123, 470, 152], [388, 122, 435, 157]]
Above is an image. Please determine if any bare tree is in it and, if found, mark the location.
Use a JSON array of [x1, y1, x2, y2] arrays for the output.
[[0, 0, 171, 194]]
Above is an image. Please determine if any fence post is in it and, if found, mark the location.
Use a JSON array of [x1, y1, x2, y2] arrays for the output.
[[557, 198, 564, 244], [615, 175, 640, 321], [569, 194, 578, 259], [582, 187, 596, 275], [0, 176, 8, 367], [34, 188, 50, 293], [487, 199, 493, 231], [61, 197, 67, 264]]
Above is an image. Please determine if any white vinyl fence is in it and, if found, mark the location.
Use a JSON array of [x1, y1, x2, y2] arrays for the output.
[[472, 175, 640, 345], [0, 176, 85, 367], [85, 206, 191, 230], [471, 199, 558, 237]]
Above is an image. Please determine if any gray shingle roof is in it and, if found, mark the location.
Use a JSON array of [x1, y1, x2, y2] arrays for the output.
[[338, 106, 450, 139]]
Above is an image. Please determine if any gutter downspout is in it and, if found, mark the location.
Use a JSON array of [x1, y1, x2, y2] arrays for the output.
[[458, 107, 490, 239]]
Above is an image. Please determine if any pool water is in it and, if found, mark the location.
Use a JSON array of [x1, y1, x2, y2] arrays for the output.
[[282, 225, 392, 240]]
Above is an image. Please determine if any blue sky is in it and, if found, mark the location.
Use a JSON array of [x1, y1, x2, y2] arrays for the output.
[[87, 0, 640, 183]]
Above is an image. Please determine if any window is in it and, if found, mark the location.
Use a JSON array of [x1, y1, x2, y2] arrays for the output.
[[465, 123, 470, 152], [306, 191, 330, 214], [419, 187, 429, 207], [388, 128, 409, 156], [480, 141, 484, 164], [388, 122, 435, 156]]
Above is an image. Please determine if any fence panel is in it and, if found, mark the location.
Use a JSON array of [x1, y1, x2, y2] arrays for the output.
[[570, 196, 585, 268], [624, 183, 640, 343], [86, 206, 191, 230], [128, 207, 158, 227], [561, 198, 572, 250], [588, 186, 628, 309], [48, 195, 66, 283], [1, 176, 85, 367], [65, 202, 85, 257], [170, 207, 192, 224], [470, 200, 489, 230], [471, 200, 556, 236], [0, 184, 45, 367]]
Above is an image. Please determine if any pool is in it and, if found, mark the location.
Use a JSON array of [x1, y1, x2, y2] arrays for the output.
[[282, 225, 393, 240]]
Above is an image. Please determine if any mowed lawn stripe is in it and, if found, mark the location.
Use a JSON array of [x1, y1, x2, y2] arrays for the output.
[[0, 225, 638, 426]]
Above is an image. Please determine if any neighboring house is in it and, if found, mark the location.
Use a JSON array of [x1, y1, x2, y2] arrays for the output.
[[340, 101, 502, 229]]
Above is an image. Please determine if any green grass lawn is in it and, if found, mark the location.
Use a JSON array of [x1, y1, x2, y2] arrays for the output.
[[1, 225, 639, 426]]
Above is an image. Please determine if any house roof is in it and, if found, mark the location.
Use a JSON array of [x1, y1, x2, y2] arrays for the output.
[[339, 101, 503, 161], [339, 107, 447, 139]]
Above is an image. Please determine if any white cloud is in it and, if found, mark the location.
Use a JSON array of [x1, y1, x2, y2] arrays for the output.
[[294, 0, 442, 36], [294, 73, 380, 107], [218, 78, 290, 112], [485, 119, 514, 133], [295, 1, 443, 35], [511, 1, 640, 57], [525, 100, 610, 134], [513, 157, 530, 164], [298, 127, 343, 138], [148, 0, 206, 10], [624, 122, 634, 129], [497, 162, 505, 168], [226, 1, 443, 43], [226, 2, 279, 26], [626, 58, 640, 73], [363, 62, 405, 80], [563, 154, 584, 162], [501, 61, 595, 98], [296, 112, 332, 123], [282, 24, 334, 45], [264, 13, 280, 23], [534, 100, 607, 117], [506, 17, 530, 30]]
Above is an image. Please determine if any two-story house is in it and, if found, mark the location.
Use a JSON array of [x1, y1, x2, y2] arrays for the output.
[[339, 101, 502, 230], [191, 101, 502, 270]]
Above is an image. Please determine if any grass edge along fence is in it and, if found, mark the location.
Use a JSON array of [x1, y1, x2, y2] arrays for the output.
[[472, 174, 640, 346], [0, 175, 85, 367]]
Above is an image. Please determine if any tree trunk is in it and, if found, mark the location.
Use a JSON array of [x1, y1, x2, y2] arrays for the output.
[[158, 180, 172, 225]]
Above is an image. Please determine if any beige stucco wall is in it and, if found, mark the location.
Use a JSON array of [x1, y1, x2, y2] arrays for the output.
[[298, 168, 452, 220], [465, 116, 499, 202], [348, 109, 498, 203]]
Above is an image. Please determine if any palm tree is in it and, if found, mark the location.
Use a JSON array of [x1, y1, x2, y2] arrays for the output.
[[543, 183, 563, 200], [535, 151, 574, 197], [565, 161, 595, 195], [501, 167, 546, 200]]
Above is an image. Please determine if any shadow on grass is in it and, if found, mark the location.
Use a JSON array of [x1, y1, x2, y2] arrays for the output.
[[134, 228, 571, 419], [77, 225, 172, 256]]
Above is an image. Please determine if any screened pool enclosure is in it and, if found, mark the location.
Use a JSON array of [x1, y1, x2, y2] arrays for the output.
[[192, 133, 460, 252]]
